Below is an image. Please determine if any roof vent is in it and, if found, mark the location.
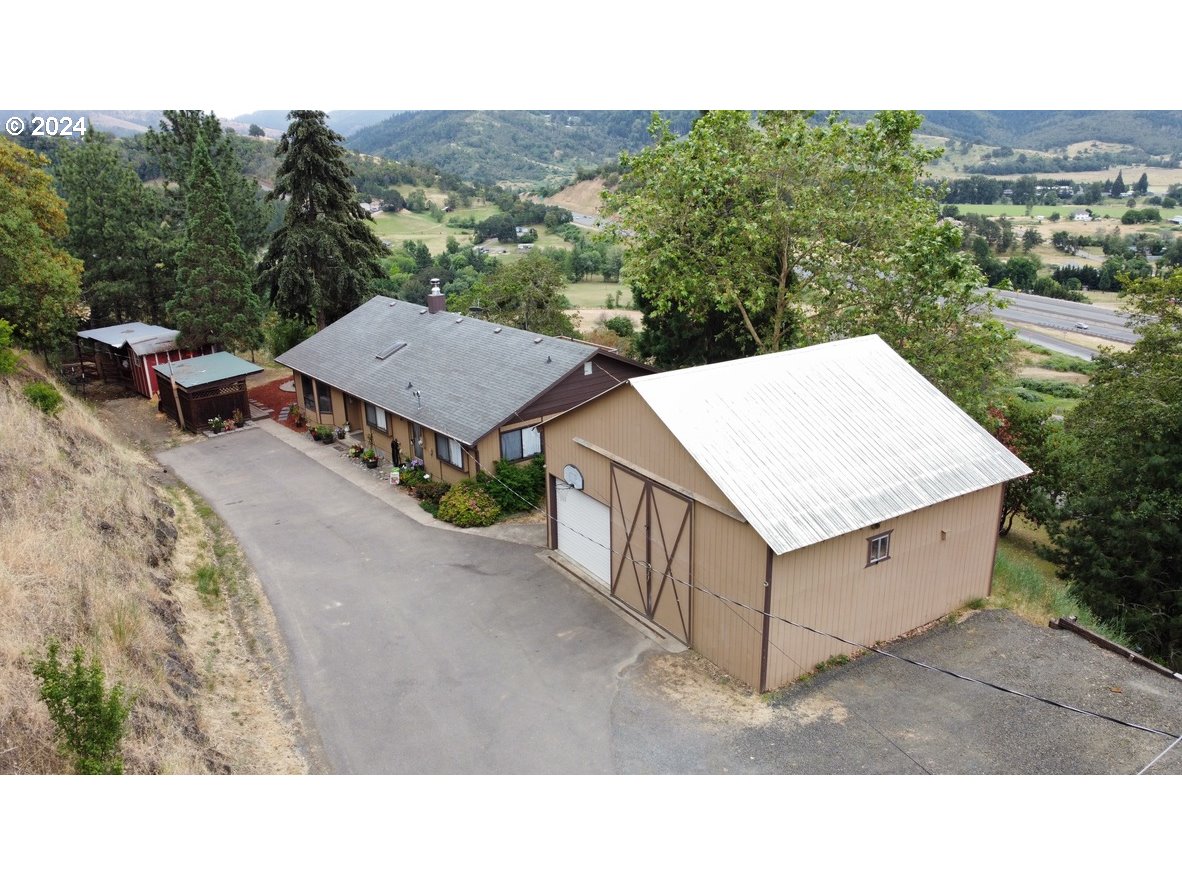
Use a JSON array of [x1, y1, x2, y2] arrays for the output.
[[376, 341, 407, 360], [533, 337, 542, 344], [455, 317, 464, 324], [419, 308, 428, 315], [406, 381, 414, 389], [493, 327, 502, 334]]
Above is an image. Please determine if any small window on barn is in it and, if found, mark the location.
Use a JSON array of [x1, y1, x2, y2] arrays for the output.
[[583, 361, 593, 376], [302, 377, 315, 411], [867, 531, 892, 567], [365, 402, 388, 432], [500, 425, 542, 461]]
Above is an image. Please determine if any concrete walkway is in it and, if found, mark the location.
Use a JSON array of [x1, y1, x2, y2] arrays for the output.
[[256, 420, 548, 548]]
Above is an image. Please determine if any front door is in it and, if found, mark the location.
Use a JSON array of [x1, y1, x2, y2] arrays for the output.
[[609, 464, 693, 643]]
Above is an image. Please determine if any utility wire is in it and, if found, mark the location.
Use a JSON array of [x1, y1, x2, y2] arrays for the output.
[[1137, 733, 1182, 775], [464, 450, 1182, 743]]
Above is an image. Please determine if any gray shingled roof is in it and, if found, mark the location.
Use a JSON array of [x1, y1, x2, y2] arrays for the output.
[[276, 297, 598, 444]]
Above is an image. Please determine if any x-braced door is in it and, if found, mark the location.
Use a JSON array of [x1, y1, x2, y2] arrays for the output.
[[610, 464, 693, 643]]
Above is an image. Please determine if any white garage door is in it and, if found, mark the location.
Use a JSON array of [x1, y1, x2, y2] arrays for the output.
[[555, 483, 610, 586]]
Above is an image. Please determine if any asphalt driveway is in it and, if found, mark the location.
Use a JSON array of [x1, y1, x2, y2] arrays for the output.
[[158, 427, 1182, 775]]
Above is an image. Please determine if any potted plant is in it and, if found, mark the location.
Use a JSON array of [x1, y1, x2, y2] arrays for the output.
[[362, 448, 379, 469], [348, 442, 364, 459], [314, 424, 334, 443], [208, 415, 226, 434], [335, 425, 346, 440], [290, 403, 305, 428]]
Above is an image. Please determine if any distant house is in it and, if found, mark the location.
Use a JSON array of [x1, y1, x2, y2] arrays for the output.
[[542, 335, 1031, 691], [75, 323, 217, 398], [275, 290, 654, 481], [1169, 215, 1182, 225], [1073, 210, 1092, 221]]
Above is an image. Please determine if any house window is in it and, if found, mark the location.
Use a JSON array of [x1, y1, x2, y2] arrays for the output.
[[500, 425, 542, 461], [317, 382, 333, 414], [435, 433, 464, 469], [583, 361, 593, 376], [867, 531, 892, 567], [365, 402, 388, 432], [302, 377, 315, 411]]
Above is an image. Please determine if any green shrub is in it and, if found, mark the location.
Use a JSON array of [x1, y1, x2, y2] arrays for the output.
[[604, 315, 634, 337], [1038, 354, 1092, 374], [412, 480, 451, 507], [0, 319, 17, 375], [1017, 378, 1084, 399], [437, 480, 501, 527], [265, 314, 316, 358], [24, 380, 63, 415], [32, 640, 132, 775], [477, 455, 545, 514]]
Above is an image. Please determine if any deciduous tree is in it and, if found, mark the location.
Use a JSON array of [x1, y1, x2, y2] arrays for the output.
[[454, 252, 575, 337], [1048, 270, 1182, 669], [256, 111, 387, 329], [0, 140, 85, 357], [604, 110, 1013, 419]]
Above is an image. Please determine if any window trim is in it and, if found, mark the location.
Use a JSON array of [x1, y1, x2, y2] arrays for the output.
[[499, 425, 542, 462], [365, 402, 388, 433], [316, 381, 333, 414], [866, 530, 892, 567], [435, 432, 464, 470]]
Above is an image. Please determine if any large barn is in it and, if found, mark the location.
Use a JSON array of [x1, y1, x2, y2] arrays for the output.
[[543, 335, 1031, 692]]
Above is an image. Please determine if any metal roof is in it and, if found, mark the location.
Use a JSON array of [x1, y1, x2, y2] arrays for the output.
[[153, 352, 264, 389], [77, 323, 180, 356], [629, 335, 1031, 556], [276, 297, 599, 444]]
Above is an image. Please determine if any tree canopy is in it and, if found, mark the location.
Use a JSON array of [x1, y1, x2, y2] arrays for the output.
[[450, 252, 576, 338], [256, 111, 388, 329], [167, 134, 264, 351], [0, 139, 85, 356], [1048, 270, 1182, 670], [55, 129, 175, 327], [604, 110, 1013, 420]]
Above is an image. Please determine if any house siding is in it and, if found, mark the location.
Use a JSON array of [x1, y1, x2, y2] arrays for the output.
[[517, 353, 652, 420], [763, 485, 1003, 689]]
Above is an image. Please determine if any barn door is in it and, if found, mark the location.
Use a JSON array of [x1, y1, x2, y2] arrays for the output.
[[610, 465, 693, 643]]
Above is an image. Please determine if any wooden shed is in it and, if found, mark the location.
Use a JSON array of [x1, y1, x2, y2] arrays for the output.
[[543, 335, 1031, 692], [76, 323, 216, 398], [155, 352, 263, 432]]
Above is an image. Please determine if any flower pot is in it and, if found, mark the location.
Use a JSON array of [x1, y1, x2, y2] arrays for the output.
[[364, 458, 379, 469]]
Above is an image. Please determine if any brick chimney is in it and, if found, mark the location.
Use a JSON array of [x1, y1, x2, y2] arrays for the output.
[[427, 278, 445, 314]]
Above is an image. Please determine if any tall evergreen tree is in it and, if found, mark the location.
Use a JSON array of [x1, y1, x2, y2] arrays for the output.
[[55, 129, 176, 326], [167, 135, 263, 351], [256, 111, 387, 329], [1134, 172, 1149, 196], [145, 111, 269, 256], [1110, 170, 1126, 197]]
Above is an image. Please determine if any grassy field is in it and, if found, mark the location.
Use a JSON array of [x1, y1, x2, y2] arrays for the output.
[[949, 202, 1165, 220], [371, 205, 498, 255], [564, 280, 634, 309]]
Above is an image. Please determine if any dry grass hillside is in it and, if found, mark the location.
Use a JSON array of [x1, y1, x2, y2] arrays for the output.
[[0, 359, 311, 774]]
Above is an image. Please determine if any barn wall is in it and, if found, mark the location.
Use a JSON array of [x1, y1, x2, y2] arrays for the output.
[[763, 485, 1004, 689], [545, 385, 766, 688]]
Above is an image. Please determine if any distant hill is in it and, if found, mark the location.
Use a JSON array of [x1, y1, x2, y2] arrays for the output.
[[346, 110, 699, 188], [230, 110, 402, 137]]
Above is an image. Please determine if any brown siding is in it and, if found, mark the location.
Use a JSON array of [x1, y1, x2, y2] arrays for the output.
[[545, 385, 766, 688], [763, 485, 1004, 689], [516, 353, 653, 421]]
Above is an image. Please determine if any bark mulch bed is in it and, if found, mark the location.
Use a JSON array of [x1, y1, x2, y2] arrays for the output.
[[247, 373, 306, 434]]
